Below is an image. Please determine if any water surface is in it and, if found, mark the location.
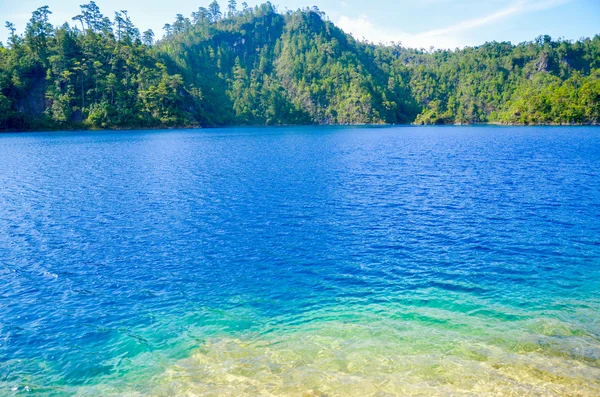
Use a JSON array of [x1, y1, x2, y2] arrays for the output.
[[1, 126, 599, 396]]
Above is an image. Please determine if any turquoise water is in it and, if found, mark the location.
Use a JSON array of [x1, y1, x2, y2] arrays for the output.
[[0, 126, 599, 396]]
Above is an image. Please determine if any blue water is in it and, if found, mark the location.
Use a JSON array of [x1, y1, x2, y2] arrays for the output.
[[1, 126, 599, 396]]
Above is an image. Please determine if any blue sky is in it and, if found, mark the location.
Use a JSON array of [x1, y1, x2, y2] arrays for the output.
[[1, 0, 598, 49]]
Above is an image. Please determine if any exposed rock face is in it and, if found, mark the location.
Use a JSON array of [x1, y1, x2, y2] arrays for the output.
[[537, 52, 549, 72]]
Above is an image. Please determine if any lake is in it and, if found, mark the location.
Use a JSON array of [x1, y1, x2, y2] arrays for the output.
[[1, 126, 599, 396]]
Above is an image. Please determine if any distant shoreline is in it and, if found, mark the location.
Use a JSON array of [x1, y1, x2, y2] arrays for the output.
[[1, 121, 599, 134]]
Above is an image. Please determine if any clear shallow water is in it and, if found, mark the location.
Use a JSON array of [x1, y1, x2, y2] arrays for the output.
[[0, 126, 599, 396]]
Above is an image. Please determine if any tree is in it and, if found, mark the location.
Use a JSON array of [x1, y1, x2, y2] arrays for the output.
[[80, 1, 107, 31], [114, 10, 139, 42], [142, 30, 155, 46], [173, 14, 189, 34], [208, 1, 222, 22], [25, 6, 53, 59], [228, 0, 237, 17], [5, 21, 16, 44], [163, 23, 173, 37], [192, 7, 210, 24]]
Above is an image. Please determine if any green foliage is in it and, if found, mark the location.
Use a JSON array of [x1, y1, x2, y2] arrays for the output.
[[408, 37, 600, 125], [498, 70, 600, 124], [0, 2, 598, 131]]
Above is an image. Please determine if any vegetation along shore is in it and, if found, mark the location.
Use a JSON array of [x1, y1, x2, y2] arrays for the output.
[[1, 1, 599, 131]]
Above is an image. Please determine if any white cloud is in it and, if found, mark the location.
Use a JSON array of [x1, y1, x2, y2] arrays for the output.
[[337, 0, 574, 49], [337, 14, 461, 49]]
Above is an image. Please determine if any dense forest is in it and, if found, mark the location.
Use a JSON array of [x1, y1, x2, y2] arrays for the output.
[[0, 1, 599, 130]]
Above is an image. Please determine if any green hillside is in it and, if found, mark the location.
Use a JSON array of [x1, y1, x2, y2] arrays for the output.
[[1, 1, 598, 130]]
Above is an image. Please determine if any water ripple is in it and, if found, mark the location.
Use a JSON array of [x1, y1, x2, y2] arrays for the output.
[[0, 126, 599, 395]]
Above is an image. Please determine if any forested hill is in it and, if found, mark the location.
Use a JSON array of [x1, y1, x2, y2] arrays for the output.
[[1, 2, 599, 131]]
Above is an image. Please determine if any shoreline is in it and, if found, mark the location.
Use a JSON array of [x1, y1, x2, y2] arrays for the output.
[[1, 121, 599, 134]]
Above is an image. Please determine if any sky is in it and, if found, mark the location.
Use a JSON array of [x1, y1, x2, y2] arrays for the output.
[[1, 0, 599, 49]]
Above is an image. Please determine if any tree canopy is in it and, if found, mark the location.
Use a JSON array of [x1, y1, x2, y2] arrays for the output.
[[0, 2, 598, 131]]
